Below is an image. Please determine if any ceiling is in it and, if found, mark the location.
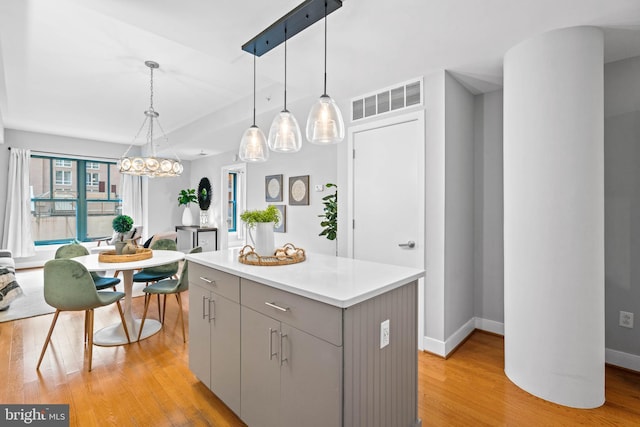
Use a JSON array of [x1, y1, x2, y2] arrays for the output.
[[1, 0, 639, 159]]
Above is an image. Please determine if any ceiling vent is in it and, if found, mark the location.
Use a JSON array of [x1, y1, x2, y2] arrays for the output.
[[351, 78, 423, 122]]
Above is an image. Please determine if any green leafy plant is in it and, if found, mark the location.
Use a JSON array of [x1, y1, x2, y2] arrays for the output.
[[319, 183, 337, 241], [178, 188, 197, 206], [240, 205, 280, 229], [112, 214, 133, 235]]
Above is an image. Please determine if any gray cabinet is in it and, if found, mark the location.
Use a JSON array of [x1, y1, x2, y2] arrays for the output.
[[187, 261, 420, 427], [188, 262, 241, 415], [240, 278, 342, 427]]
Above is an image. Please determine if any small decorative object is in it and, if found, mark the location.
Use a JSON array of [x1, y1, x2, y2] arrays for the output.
[[240, 205, 280, 256], [112, 214, 134, 254], [198, 177, 212, 226], [178, 188, 197, 226], [98, 248, 153, 263], [122, 241, 138, 255], [265, 174, 283, 202], [239, 243, 305, 266], [289, 175, 309, 205], [274, 205, 286, 233]]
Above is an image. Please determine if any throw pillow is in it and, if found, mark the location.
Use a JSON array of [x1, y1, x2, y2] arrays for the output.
[[0, 267, 23, 309]]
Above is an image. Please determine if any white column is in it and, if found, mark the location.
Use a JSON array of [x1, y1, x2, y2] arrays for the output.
[[503, 26, 604, 408]]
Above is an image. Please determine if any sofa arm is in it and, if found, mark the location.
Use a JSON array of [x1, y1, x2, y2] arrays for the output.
[[0, 250, 13, 258]]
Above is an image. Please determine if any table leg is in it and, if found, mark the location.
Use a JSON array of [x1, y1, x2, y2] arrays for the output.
[[93, 270, 162, 346]]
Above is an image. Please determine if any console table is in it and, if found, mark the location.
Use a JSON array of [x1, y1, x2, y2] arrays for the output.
[[175, 226, 218, 251]]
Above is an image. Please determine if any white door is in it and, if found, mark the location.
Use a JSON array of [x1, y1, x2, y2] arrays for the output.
[[348, 111, 425, 348]]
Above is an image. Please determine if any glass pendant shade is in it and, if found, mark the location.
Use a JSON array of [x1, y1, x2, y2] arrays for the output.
[[239, 125, 269, 162], [268, 110, 302, 152], [306, 94, 345, 144]]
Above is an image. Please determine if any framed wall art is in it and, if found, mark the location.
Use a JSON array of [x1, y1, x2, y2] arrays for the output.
[[289, 175, 309, 205], [274, 205, 286, 233], [265, 174, 283, 202]]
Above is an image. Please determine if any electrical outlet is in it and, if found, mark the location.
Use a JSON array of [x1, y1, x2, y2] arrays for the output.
[[315, 184, 324, 192], [380, 319, 390, 349], [619, 311, 634, 329]]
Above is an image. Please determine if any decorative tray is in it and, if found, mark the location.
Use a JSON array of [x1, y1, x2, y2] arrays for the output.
[[239, 243, 305, 266], [98, 248, 153, 263]]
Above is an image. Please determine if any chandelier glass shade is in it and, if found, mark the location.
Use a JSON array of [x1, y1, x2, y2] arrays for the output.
[[239, 54, 269, 162], [267, 34, 302, 153], [306, 4, 344, 144], [118, 61, 183, 178]]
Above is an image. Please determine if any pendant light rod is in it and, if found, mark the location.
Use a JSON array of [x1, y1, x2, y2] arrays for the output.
[[284, 29, 288, 110], [242, 0, 342, 57], [252, 49, 257, 125], [323, 2, 327, 95]]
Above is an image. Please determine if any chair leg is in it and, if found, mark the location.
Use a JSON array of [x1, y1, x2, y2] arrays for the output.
[[37, 309, 61, 370], [87, 309, 94, 372], [115, 300, 131, 343], [138, 293, 152, 341], [176, 293, 186, 343], [84, 311, 89, 344], [162, 295, 168, 324], [158, 294, 162, 322]]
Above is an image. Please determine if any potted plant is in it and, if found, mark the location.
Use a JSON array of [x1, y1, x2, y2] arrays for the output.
[[318, 183, 338, 255], [240, 205, 280, 256], [112, 214, 133, 254], [178, 188, 197, 226]]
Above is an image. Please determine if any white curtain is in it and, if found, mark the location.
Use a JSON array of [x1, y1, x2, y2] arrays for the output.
[[121, 174, 144, 233], [2, 148, 36, 257]]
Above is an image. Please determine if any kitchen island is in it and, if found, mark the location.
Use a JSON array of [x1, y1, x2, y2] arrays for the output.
[[186, 249, 424, 427]]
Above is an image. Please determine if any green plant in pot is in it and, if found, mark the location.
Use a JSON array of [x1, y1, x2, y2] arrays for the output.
[[240, 205, 280, 256], [178, 188, 197, 226], [112, 214, 134, 254], [318, 183, 338, 255]]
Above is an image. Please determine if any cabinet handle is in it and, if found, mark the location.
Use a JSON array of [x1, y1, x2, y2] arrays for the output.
[[199, 276, 215, 284], [269, 328, 278, 360], [280, 332, 288, 366], [265, 301, 289, 312], [202, 296, 209, 320], [209, 298, 215, 321]]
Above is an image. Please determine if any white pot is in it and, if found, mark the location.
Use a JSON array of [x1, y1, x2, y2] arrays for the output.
[[248, 222, 275, 256], [182, 206, 194, 226]]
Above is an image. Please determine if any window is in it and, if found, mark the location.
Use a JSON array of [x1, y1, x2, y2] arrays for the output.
[[55, 170, 72, 185], [30, 156, 122, 245], [86, 172, 100, 187], [228, 172, 237, 232]]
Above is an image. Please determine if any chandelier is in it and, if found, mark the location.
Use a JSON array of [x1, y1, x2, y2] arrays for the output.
[[118, 60, 183, 178]]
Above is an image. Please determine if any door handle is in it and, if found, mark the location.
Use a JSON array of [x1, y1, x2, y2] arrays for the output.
[[398, 241, 416, 248], [280, 332, 288, 366], [202, 296, 209, 320], [269, 328, 278, 360]]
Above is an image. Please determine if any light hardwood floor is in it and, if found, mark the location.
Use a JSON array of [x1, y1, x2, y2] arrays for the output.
[[1, 292, 639, 426]]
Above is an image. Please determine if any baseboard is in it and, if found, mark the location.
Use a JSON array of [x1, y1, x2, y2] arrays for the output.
[[444, 318, 476, 356], [422, 336, 446, 357], [605, 348, 640, 373], [475, 317, 504, 335]]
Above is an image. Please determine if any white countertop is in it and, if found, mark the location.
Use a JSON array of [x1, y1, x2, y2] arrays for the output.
[[186, 249, 425, 308]]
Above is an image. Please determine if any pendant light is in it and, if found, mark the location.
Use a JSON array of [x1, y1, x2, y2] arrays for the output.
[[305, 1, 344, 144], [267, 28, 302, 153], [239, 51, 269, 162], [118, 61, 183, 178]]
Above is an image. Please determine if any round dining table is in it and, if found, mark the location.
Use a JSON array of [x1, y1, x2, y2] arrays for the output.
[[71, 250, 185, 346]]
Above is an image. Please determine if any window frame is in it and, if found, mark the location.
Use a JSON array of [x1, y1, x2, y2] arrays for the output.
[[31, 155, 122, 245], [228, 172, 238, 233]]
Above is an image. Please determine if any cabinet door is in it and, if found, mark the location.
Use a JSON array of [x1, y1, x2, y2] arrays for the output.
[[280, 324, 342, 427], [241, 306, 281, 427], [188, 282, 211, 388], [210, 293, 241, 415]]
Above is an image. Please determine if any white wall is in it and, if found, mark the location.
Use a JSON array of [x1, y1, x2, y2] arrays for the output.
[[444, 73, 476, 339], [604, 55, 640, 360], [473, 90, 504, 326]]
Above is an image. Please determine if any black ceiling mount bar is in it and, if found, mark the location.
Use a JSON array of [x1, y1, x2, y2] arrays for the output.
[[242, 0, 342, 57]]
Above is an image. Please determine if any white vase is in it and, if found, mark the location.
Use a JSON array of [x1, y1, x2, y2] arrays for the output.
[[182, 207, 194, 226], [248, 222, 275, 256]]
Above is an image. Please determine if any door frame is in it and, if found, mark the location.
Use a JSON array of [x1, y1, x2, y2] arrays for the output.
[[347, 110, 426, 349]]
